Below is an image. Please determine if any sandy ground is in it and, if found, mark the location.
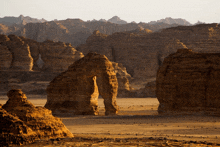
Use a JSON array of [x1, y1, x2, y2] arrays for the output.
[[1, 95, 220, 146]]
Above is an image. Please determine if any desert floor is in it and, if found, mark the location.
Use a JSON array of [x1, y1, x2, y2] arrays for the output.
[[1, 95, 220, 146]]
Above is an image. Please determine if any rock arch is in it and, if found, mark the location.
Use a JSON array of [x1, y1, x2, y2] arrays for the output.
[[45, 52, 119, 115]]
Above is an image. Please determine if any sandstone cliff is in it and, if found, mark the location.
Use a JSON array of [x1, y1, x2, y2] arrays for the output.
[[45, 52, 119, 115], [1, 89, 73, 145], [157, 49, 220, 115], [77, 30, 187, 79], [78, 23, 220, 80], [0, 34, 33, 70], [0, 34, 84, 71]]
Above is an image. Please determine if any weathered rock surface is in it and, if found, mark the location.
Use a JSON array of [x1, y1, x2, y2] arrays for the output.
[[136, 81, 156, 98], [112, 62, 132, 97], [78, 23, 220, 80], [0, 34, 33, 70], [0, 34, 84, 71], [78, 30, 187, 79], [39, 40, 84, 71], [1, 89, 73, 145], [0, 44, 12, 70], [157, 49, 220, 115], [45, 53, 119, 115], [0, 105, 37, 146]]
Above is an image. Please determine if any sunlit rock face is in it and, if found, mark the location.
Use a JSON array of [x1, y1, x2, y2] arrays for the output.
[[0, 34, 33, 71], [20, 37, 84, 72], [157, 49, 220, 115], [45, 52, 119, 116], [1, 89, 73, 146]]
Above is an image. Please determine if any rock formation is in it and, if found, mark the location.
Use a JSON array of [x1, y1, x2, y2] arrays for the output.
[[0, 34, 33, 70], [38, 40, 84, 71], [78, 23, 220, 80], [77, 30, 187, 79], [0, 34, 84, 71], [0, 44, 12, 70], [156, 49, 220, 115], [136, 81, 156, 98], [111, 62, 133, 97], [0, 105, 37, 146], [45, 52, 119, 115], [1, 89, 73, 145]]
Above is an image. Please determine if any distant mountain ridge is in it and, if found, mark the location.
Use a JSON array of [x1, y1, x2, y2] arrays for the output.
[[90, 16, 191, 26], [0, 15, 194, 46], [0, 15, 46, 26], [148, 17, 191, 26]]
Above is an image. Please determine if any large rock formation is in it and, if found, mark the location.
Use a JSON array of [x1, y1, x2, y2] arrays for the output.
[[77, 23, 220, 80], [77, 30, 187, 79], [0, 105, 37, 146], [0, 34, 84, 71], [1, 89, 73, 145], [112, 62, 132, 97], [0, 34, 33, 70], [45, 53, 119, 115], [156, 49, 220, 115]]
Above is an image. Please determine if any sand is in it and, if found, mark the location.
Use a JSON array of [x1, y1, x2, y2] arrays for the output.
[[1, 95, 220, 146]]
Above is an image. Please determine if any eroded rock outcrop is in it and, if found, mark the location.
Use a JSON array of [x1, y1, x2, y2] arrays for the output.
[[112, 62, 133, 97], [1, 89, 73, 145], [0, 34, 33, 70], [157, 49, 220, 115], [136, 81, 156, 98], [39, 40, 84, 71], [78, 30, 188, 79], [45, 52, 119, 115], [0, 34, 84, 71]]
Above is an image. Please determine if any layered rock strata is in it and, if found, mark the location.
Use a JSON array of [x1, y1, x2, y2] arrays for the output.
[[156, 49, 220, 115], [45, 52, 119, 115], [0, 34, 33, 70], [0, 34, 84, 71], [78, 24, 220, 79], [112, 62, 132, 97], [1, 89, 73, 145]]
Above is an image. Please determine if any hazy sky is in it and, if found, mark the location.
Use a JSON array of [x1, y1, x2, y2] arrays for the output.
[[1, 0, 220, 24]]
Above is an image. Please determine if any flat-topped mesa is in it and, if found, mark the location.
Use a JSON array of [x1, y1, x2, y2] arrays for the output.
[[45, 52, 119, 116], [2, 89, 73, 145], [156, 49, 220, 115]]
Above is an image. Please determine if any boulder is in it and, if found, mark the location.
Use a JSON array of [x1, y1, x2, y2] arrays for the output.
[[45, 52, 119, 115], [156, 49, 220, 115], [2, 89, 73, 145]]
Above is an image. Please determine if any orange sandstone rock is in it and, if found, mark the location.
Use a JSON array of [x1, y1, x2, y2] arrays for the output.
[[2, 89, 73, 145], [156, 49, 220, 115], [45, 52, 119, 115]]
